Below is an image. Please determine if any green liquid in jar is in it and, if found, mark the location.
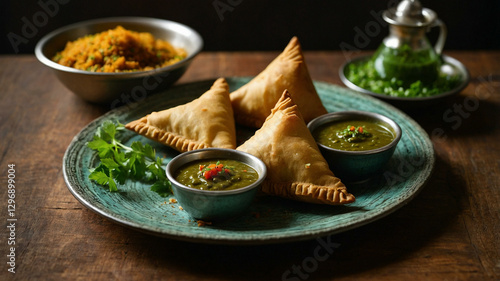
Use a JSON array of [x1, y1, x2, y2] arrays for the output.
[[373, 44, 440, 86]]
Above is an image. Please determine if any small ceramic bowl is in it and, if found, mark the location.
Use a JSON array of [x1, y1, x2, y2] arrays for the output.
[[307, 111, 402, 183], [35, 17, 203, 105], [166, 148, 267, 221]]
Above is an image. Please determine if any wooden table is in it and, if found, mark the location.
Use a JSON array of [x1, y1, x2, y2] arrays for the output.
[[1, 51, 499, 280]]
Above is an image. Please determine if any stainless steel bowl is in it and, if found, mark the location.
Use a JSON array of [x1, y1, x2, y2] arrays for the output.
[[35, 17, 203, 105], [166, 148, 267, 221], [339, 55, 470, 108]]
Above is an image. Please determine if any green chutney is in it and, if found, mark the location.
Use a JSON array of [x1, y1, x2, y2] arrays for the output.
[[314, 120, 395, 152], [174, 159, 259, 191], [346, 43, 462, 98], [373, 44, 440, 86]]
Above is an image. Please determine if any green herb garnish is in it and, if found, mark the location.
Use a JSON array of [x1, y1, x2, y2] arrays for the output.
[[337, 125, 372, 143], [86, 120, 171, 196]]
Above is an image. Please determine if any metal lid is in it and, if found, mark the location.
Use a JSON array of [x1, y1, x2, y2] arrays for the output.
[[383, 0, 437, 27]]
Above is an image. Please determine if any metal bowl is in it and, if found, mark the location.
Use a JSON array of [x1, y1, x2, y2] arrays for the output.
[[35, 17, 203, 105], [339, 54, 470, 108], [308, 111, 402, 183], [166, 148, 267, 221]]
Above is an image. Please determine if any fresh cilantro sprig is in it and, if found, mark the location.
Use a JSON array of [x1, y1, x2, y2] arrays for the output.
[[86, 120, 171, 196]]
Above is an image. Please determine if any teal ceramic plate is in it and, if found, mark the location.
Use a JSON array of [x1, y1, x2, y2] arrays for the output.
[[63, 77, 435, 244]]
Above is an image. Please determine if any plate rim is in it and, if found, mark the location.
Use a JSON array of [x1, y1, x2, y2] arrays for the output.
[[62, 77, 435, 244]]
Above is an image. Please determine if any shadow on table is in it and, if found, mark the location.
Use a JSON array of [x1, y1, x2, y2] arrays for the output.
[[104, 152, 464, 280], [400, 88, 499, 141]]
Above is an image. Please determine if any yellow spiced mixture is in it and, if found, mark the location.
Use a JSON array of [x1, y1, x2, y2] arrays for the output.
[[53, 26, 187, 72]]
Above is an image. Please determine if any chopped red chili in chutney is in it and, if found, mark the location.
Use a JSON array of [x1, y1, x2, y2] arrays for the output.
[[313, 120, 395, 151], [199, 162, 232, 180], [175, 159, 259, 191]]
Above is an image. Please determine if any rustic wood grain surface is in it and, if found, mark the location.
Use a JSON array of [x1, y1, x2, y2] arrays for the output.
[[0, 51, 499, 281]]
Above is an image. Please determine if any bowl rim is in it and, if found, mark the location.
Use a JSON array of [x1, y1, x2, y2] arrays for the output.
[[339, 54, 470, 102], [307, 110, 402, 155], [166, 148, 267, 196], [34, 16, 203, 77]]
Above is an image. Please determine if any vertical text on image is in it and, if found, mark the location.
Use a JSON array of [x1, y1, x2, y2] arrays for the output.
[[7, 164, 17, 274]]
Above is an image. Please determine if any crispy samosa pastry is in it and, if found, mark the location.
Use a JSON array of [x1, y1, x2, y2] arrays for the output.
[[230, 36, 328, 128], [125, 78, 236, 152], [237, 90, 355, 205]]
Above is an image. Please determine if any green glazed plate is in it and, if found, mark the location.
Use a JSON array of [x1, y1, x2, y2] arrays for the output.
[[63, 77, 435, 244]]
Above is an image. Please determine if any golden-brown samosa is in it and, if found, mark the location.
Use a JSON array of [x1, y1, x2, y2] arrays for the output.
[[237, 90, 355, 205], [125, 78, 236, 152], [230, 36, 328, 128]]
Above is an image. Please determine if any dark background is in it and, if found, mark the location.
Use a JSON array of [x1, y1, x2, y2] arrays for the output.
[[1, 0, 499, 54]]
